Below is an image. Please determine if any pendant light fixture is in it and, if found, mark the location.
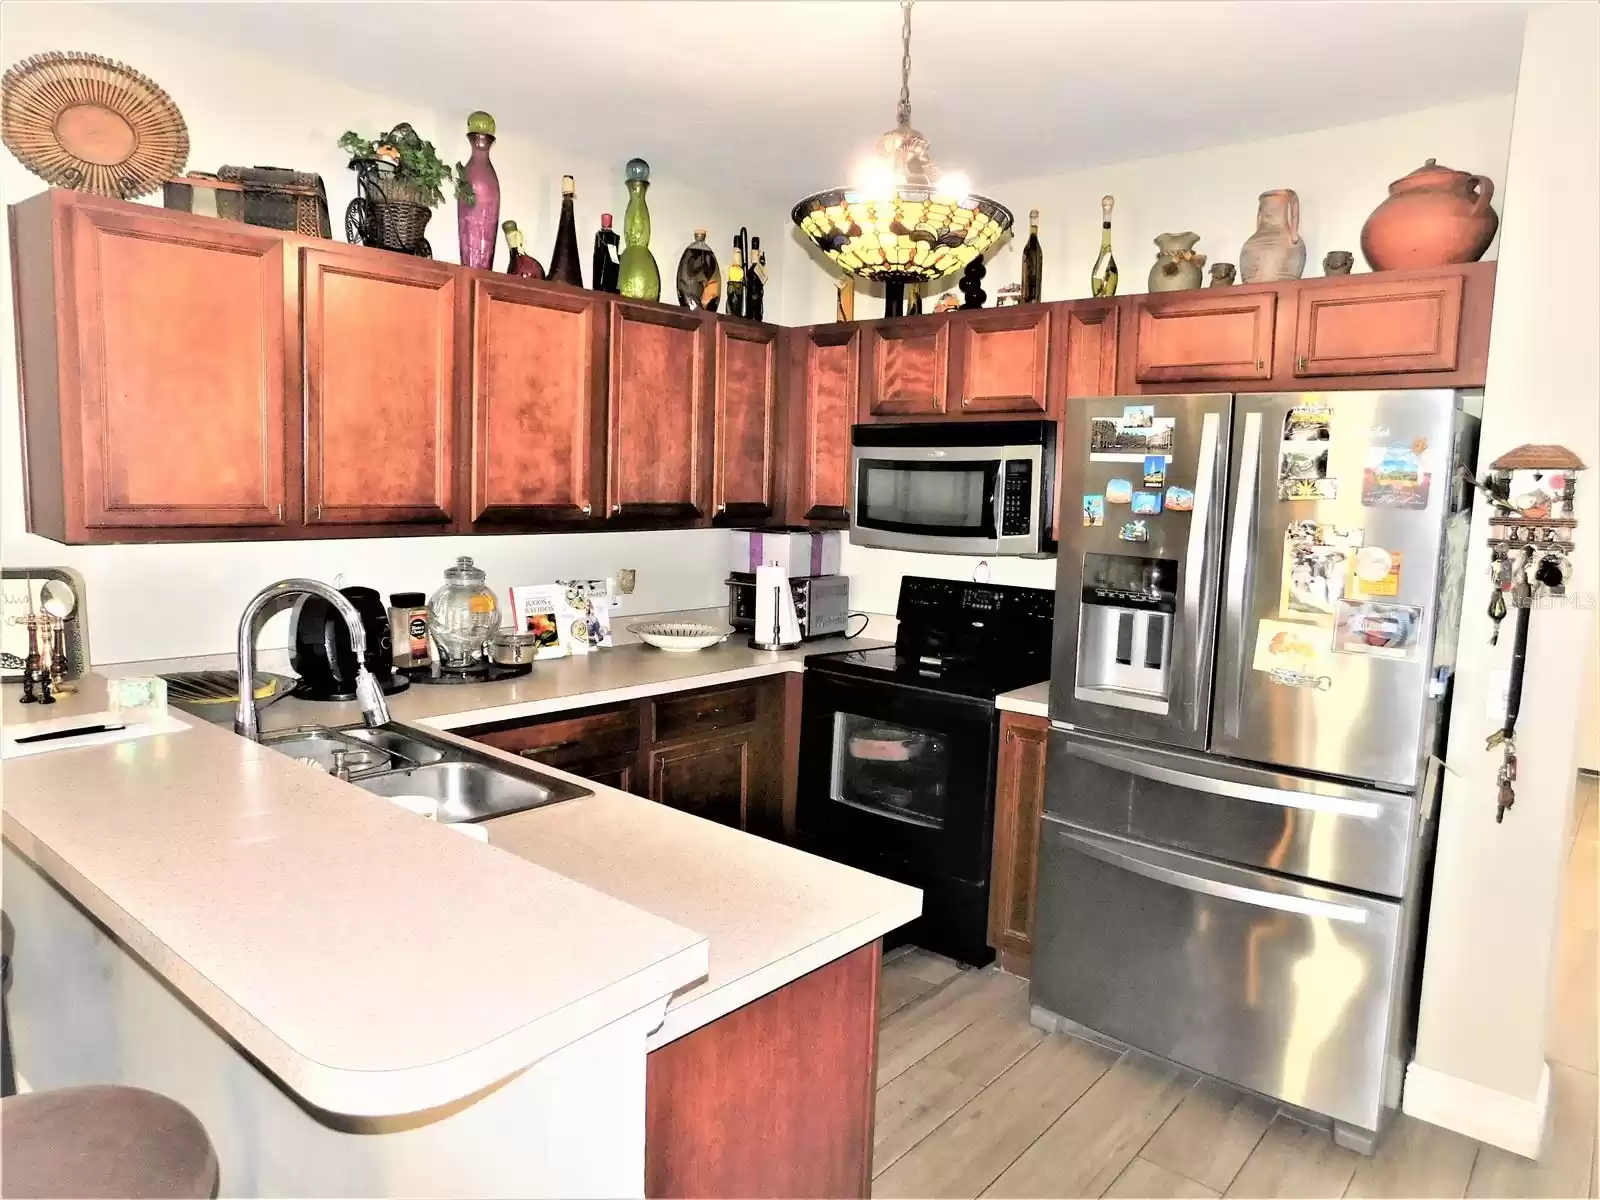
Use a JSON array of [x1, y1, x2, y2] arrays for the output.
[[791, 0, 1013, 316]]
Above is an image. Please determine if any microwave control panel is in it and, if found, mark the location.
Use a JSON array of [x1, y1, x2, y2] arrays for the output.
[[1000, 460, 1034, 536]]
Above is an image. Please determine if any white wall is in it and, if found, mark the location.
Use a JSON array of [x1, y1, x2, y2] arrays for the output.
[[779, 93, 1516, 325], [1406, 0, 1599, 1151], [0, 3, 744, 663]]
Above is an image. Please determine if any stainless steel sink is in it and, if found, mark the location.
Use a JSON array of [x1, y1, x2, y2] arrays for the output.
[[354, 760, 588, 823], [258, 721, 590, 822]]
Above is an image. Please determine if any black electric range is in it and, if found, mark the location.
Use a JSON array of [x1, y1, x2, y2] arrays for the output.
[[797, 576, 1055, 966]]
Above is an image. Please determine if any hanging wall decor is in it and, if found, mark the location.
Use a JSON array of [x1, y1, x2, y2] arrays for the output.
[[1, 51, 188, 198]]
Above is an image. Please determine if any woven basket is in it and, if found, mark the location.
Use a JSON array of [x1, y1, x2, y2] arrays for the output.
[[369, 200, 431, 251], [372, 175, 434, 207]]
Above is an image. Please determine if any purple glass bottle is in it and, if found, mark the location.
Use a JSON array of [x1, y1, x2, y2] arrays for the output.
[[457, 110, 500, 269]]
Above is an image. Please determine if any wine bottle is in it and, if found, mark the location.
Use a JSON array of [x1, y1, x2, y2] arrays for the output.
[[617, 158, 660, 301], [502, 220, 545, 279], [676, 229, 720, 310], [745, 235, 766, 321], [1021, 208, 1043, 303], [1090, 194, 1119, 298], [548, 174, 583, 287], [592, 214, 620, 293], [725, 236, 746, 318]]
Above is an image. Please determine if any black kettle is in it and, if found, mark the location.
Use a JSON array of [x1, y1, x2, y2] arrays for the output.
[[290, 586, 407, 701]]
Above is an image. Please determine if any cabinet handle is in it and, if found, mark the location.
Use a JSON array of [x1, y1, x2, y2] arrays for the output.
[[581, 503, 592, 516], [519, 741, 581, 757], [961, 397, 970, 407], [1255, 360, 1265, 370], [1296, 355, 1307, 371], [716, 502, 727, 514], [612, 503, 622, 515], [276, 503, 284, 522]]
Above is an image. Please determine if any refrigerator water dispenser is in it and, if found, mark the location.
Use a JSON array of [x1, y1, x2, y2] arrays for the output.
[[1075, 554, 1178, 714]]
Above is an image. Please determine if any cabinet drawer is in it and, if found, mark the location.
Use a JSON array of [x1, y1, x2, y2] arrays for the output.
[[463, 703, 640, 769], [1133, 292, 1276, 383], [652, 683, 761, 743], [1293, 275, 1464, 376]]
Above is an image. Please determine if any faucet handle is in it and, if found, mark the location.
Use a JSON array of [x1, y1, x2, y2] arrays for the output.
[[354, 667, 392, 728]]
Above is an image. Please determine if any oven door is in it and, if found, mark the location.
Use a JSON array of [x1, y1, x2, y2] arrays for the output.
[[851, 445, 1006, 554], [797, 669, 999, 884]]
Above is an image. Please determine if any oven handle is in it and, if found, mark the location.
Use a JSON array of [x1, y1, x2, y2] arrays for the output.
[[1061, 737, 1386, 819], [1052, 824, 1371, 924], [829, 790, 943, 830]]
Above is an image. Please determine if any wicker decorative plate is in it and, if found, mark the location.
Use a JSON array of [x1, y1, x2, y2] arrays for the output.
[[629, 621, 734, 652], [1, 51, 188, 198]]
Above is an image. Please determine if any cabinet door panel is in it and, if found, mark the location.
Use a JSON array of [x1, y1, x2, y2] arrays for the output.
[[610, 303, 709, 520], [69, 204, 288, 527], [987, 712, 1049, 973], [713, 321, 777, 522], [794, 325, 860, 524], [303, 249, 455, 525], [651, 733, 750, 829], [1133, 292, 1276, 383], [1064, 301, 1120, 397], [955, 308, 1051, 413], [866, 318, 948, 415], [470, 278, 603, 523], [1294, 274, 1464, 376]]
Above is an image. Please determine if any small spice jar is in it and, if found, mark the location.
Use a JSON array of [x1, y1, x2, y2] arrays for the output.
[[388, 591, 430, 666]]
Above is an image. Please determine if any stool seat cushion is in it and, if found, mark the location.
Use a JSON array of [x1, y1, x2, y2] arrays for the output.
[[2, 1085, 219, 1198]]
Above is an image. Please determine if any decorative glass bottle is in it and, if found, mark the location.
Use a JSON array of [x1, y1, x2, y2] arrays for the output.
[[617, 158, 660, 301], [745, 235, 766, 321], [548, 174, 583, 287], [724, 237, 745, 318], [457, 111, 500, 270], [592, 214, 620, 293], [502, 220, 545, 279], [1021, 208, 1043, 303], [1090, 194, 1119, 298], [675, 229, 721, 310]]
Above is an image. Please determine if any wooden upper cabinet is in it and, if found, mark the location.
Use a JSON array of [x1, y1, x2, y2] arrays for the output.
[[713, 321, 778, 523], [468, 276, 605, 525], [789, 324, 861, 525], [864, 317, 948, 415], [1063, 301, 1120, 398], [609, 303, 710, 521], [38, 198, 291, 534], [951, 307, 1051, 413], [1132, 291, 1276, 383], [302, 248, 456, 526], [1293, 273, 1465, 377]]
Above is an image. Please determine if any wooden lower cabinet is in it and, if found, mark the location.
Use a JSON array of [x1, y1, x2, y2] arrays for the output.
[[649, 732, 750, 829], [987, 710, 1050, 977], [646, 940, 881, 1199]]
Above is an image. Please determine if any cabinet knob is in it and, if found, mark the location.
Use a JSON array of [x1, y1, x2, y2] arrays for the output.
[[961, 397, 970, 407], [581, 503, 592, 516], [716, 502, 727, 514], [612, 503, 621, 515]]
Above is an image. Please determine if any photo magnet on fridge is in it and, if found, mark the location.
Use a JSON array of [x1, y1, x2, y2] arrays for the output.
[[1279, 521, 1363, 624], [1164, 486, 1195, 511], [1352, 547, 1402, 597], [1090, 416, 1175, 463], [1132, 491, 1163, 515], [1105, 478, 1134, 504], [1122, 404, 1156, 427], [1119, 519, 1149, 543], [1142, 455, 1167, 488], [1082, 494, 1105, 527], [1332, 598, 1422, 659], [1362, 440, 1432, 509], [1277, 402, 1336, 501]]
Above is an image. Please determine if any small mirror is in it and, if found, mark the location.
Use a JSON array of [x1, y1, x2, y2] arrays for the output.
[[40, 578, 77, 620]]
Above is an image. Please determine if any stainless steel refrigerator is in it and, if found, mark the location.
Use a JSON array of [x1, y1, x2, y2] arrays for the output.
[[1032, 390, 1477, 1152]]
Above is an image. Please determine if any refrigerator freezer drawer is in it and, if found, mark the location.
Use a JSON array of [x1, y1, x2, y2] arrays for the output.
[[1046, 727, 1417, 897], [1031, 817, 1401, 1134]]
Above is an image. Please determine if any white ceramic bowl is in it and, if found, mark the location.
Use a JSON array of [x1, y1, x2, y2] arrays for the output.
[[629, 621, 734, 652]]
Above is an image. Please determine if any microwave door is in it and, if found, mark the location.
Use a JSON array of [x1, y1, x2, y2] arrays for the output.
[[1211, 390, 1463, 789], [1050, 393, 1232, 751], [852, 448, 1001, 554]]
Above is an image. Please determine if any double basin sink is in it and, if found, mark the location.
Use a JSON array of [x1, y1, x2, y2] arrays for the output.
[[261, 723, 590, 823]]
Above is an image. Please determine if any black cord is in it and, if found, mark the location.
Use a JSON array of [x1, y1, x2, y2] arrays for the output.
[[844, 612, 871, 639]]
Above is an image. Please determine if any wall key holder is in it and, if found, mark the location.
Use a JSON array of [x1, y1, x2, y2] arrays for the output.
[[1463, 444, 1585, 822]]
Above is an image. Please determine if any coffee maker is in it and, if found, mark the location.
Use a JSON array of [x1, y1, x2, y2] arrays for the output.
[[290, 585, 409, 701]]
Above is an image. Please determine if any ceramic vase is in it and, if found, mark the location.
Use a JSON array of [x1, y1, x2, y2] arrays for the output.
[[457, 114, 500, 270], [1209, 262, 1237, 287], [1148, 232, 1205, 292], [1360, 158, 1498, 270], [617, 157, 661, 302], [1323, 250, 1354, 276], [1240, 189, 1305, 283]]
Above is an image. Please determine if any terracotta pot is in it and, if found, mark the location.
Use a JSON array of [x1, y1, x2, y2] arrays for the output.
[[1360, 158, 1498, 271], [1240, 189, 1305, 283]]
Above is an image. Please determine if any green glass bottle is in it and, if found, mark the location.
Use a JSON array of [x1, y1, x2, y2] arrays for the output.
[[618, 157, 660, 301], [1090, 194, 1120, 298]]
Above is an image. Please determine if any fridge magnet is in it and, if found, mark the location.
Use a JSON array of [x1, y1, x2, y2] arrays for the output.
[[1118, 519, 1149, 543], [1351, 546, 1402, 597], [508, 584, 571, 659], [1132, 490, 1163, 515], [1105, 478, 1134, 505], [1361, 440, 1431, 509], [1284, 402, 1332, 445], [1090, 415, 1175, 463], [1164, 486, 1195, 512], [1332, 598, 1421, 659], [1122, 404, 1156, 427], [1276, 402, 1336, 501], [1082, 494, 1105, 527], [1279, 521, 1363, 623], [1142, 455, 1167, 488], [1251, 618, 1333, 679]]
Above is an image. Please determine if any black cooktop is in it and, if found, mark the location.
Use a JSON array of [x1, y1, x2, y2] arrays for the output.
[[806, 576, 1056, 701]]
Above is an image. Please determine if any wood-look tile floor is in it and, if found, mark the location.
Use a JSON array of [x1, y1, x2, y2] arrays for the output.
[[873, 774, 1598, 1199]]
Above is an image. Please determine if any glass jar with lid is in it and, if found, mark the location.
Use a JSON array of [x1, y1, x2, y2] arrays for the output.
[[426, 557, 499, 668]]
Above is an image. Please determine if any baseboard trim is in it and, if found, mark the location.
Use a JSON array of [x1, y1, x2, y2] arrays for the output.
[[1403, 1059, 1550, 1158]]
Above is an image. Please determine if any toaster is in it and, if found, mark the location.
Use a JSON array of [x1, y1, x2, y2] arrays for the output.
[[726, 574, 850, 641]]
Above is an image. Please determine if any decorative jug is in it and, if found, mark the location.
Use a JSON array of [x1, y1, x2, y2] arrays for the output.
[[1148, 232, 1206, 292], [456, 111, 500, 270], [1360, 158, 1498, 270], [1240, 189, 1305, 283]]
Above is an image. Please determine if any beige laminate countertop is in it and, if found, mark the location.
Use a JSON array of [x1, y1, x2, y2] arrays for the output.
[[995, 680, 1052, 719], [1, 632, 918, 1116]]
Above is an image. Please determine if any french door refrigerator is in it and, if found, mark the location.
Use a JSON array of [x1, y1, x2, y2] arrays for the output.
[[1033, 389, 1477, 1152]]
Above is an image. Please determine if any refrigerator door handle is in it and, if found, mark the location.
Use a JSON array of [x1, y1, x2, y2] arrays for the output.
[[1053, 823, 1372, 924], [1221, 410, 1263, 740], [1062, 737, 1387, 819], [1182, 411, 1223, 730]]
